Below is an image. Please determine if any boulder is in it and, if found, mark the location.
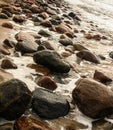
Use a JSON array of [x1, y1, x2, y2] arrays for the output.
[[33, 50, 70, 73], [32, 88, 70, 119], [72, 78, 113, 119], [13, 15, 26, 23], [94, 70, 112, 84], [15, 32, 38, 53], [14, 116, 53, 130], [1, 58, 17, 69], [76, 50, 100, 64], [0, 79, 32, 120], [36, 76, 57, 91]]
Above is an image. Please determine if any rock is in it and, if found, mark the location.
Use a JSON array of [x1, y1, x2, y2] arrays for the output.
[[93, 34, 101, 41], [92, 119, 113, 130], [30, 5, 44, 13], [36, 76, 57, 91], [98, 54, 106, 60], [16, 41, 38, 53], [68, 12, 76, 18], [1, 10, 12, 17], [38, 29, 51, 37], [61, 51, 72, 57], [13, 15, 26, 23], [2, 6, 15, 14], [73, 43, 88, 51], [41, 41, 54, 50], [55, 24, 73, 34], [1, 58, 18, 69], [3, 39, 16, 48], [15, 32, 38, 53], [72, 78, 113, 119], [109, 51, 113, 59], [38, 12, 49, 19], [59, 39, 73, 46], [0, 13, 8, 19], [33, 50, 70, 73], [76, 50, 100, 64], [84, 33, 92, 39], [40, 20, 52, 27], [0, 123, 13, 130], [0, 44, 10, 55], [2, 22, 13, 29], [0, 69, 14, 84], [0, 79, 32, 120], [14, 116, 53, 130], [94, 70, 112, 84], [32, 88, 70, 119], [27, 64, 50, 75]]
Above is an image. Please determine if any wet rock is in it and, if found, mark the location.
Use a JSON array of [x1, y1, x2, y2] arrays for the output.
[[40, 20, 52, 27], [16, 41, 38, 53], [0, 13, 8, 19], [22, 8, 32, 13], [68, 12, 76, 18], [13, 15, 26, 23], [33, 50, 70, 73], [109, 51, 113, 59], [2, 6, 15, 14], [93, 34, 101, 41], [36, 76, 57, 91], [38, 29, 51, 37], [84, 33, 93, 39], [32, 16, 43, 22], [55, 24, 72, 34], [65, 32, 75, 38], [1, 9, 12, 17], [2, 22, 13, 29], [30, 5, 44, 13], [1, 58, 18, 69], [41, 41, 54, 50], [0, 45, 10, 55], [73, 43, 88, 51], [0, 69, 14, 84], [72, 78, 113, 119], [76, 50, 100, 64], [0, 79, 32, 120], [92, 119, 113, 130], [94, 70, 112, 84], [3, 39, 16, 48], [14, 116, 53, 130], [50, 18, 61, 25], [27, 63, 50, 75], [59, 39, 73, 46], [0, 123, 13, 130], [15, 32, 38, 53], [32, 88, 70, 119], [38, 12, 49, 19]]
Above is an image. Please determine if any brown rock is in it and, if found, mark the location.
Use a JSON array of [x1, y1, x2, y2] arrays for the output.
[[73, 43, 88, 51], [38, 12, 49, 19], [1, 58, 17, 69], [93, 34, 101, 41], [30, 5, 44, 13], [40, 20, 52, 27], [14, 116, 53, 130], [55, 24, 72, 34], [94, 70, 112, 84], [0, 13, 8, 19], [76, 50, 100, 64], [72, 78, 113, 119], [2, 22, 13, 29], [36, 76, 57, 91], [0, 44, 10, 55], [27, 64, 50, 75], [13, 15, 26, 23], [84, 33, 92, 39]]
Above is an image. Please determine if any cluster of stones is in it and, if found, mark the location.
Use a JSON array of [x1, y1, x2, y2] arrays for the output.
[[0, 0, 113, 130]]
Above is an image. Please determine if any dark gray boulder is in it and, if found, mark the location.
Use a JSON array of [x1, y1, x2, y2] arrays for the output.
[[0, 79, 32, 120], [33, 50, 70, 73], [32, 88, 70, 119]]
